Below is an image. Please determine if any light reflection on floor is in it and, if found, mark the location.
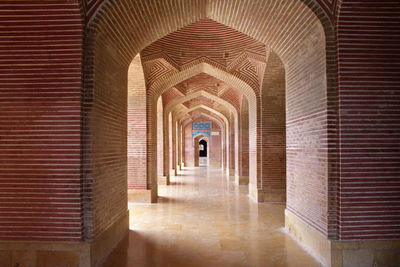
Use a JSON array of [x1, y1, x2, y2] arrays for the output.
[[102, 166, 320, 267]]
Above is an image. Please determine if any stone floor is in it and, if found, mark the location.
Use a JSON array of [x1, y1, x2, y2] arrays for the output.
[[102, 166, 320, 267]]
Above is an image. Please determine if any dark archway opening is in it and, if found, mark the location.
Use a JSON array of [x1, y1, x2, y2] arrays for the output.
[[199, 139, 207, 157]]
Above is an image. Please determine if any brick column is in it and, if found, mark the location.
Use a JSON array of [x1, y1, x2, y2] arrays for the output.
[[229, 113, 236, 177], [237, 97, 250, 184], [157, 97, 167, 184], [127, 55, 156, 203], [259, 51, 286, 202]]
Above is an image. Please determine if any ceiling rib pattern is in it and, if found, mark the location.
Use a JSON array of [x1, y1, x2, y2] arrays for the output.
[[142, 19, 266, 66], [174, 73, 225, 96], [162, 73, 243, 116], [84, 0, 338, 25], [141, 19, 268, 93], [189, 109, 225, 127], [161, 87, 184, 107], [220, 88, 243, 111], [182, 96, 217, 109], [191, 114, 223, 130]]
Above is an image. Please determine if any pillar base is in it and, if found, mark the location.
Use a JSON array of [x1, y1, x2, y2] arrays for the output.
[[169, 169, 175, 177], [128, 187, 157, 203], [249, 185, 285, 202], [158, 176, 169, 185], [0, 210, 129, 267], [285, 209, 400, 267], [235, 175, 249, 185], [184, 162, 194, 167]]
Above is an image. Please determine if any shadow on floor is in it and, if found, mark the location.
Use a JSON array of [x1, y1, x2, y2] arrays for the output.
[[169, 181, 187, 185], [157, 196, 185, 204], [102, 230, 246, 267]]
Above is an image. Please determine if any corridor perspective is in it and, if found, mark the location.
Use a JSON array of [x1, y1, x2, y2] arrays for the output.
[[103, 166, 319, 267], [1, 1, 400, 267]]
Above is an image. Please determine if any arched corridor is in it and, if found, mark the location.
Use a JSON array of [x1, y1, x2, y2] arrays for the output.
[[103, 166, 319, 267], [1, 1, 399, 267]]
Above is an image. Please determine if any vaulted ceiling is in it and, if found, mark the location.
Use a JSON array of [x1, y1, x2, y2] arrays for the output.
[[141, 18, 268, 99], [142, 19, 264, 120], [141, 19, 267, 68], [83, 0, 341, 24]]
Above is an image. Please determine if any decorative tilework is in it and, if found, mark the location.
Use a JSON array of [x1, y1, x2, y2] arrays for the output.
[[193, 122, 211, 130]]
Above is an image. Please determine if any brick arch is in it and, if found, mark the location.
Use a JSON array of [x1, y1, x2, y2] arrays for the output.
[[165, 90, 238, 117], [176, 104, 231, 156], [180, 107, 230, 170], [193, 134, 209, 167], [182, 113, 225, 143], [198, 136, 209, 142], [176, 105, 230, 166], [83, 0, 338, 245], [153, 64, 260, 192], [193, 133, 209, 142], [177, 105, 230, 132], [180, 112, 226, 161], [163, 89, 237, 178], [153, 63, 258, 185], [164, 90, 239, 176], [158, 67, 252, 178], [185, 113, 224, 131], [151, 62, 257, 103], [181, 112, 226, 152], [159, 65, 250, 179], [86, 0, 335, 66]]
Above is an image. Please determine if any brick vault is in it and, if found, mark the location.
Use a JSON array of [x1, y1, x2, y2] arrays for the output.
[[0, 0, 399, 266]]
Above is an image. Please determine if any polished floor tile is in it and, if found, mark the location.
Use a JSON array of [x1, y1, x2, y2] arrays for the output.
[[102, 167, 320, 267]]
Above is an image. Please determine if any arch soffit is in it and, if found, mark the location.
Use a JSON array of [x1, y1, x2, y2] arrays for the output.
[[152, 62, 256, 104], [177, 105, 229, 130], [181, 112, 225, 146], [194, 134, 209, 142], [166, 90, 238, 121], [87, 1, 336, 131], [188, 113, 224, 130], [181, 111, 225, 132], [85, 0, 336, 73], [180, 112, 225, 131], [198, 137, 209, 142]]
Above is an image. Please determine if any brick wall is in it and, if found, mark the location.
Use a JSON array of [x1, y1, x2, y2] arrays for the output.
[[193, 135, 202, 166], [183, 118, 222, 167], [172, 116, 178, 172], [84, 1, 132, 239], [209, 121, 222, 167], [169, 113, 173, 171], [183, 122, 194, 166], [3, 0, 398, 250], [260, 51, 286, 195], [0, 0, 84, 242], [239, 97, 249, 177], [177, 122, 183, 169], [337, 0, 400, 240], [157, 97, 164, 177], [128, 55, 147, 190], [83, 0, 338, 242], [285, 21, 332, 237], [229, 113, 235, 175]]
